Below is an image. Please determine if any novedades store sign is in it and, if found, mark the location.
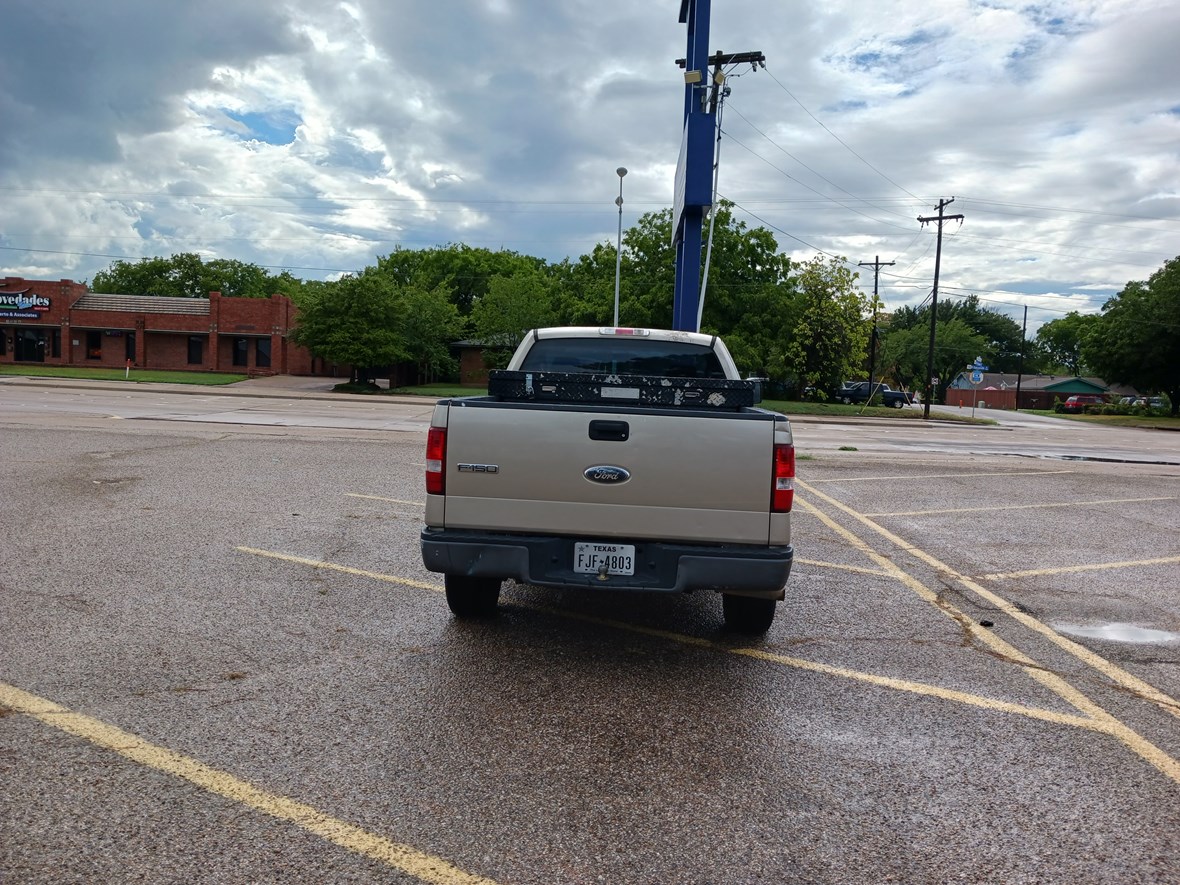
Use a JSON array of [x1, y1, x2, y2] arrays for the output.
[[0, 291, 51, 319]]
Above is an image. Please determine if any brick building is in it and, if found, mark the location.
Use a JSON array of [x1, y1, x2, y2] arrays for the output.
[[0, 277, 342, 376]]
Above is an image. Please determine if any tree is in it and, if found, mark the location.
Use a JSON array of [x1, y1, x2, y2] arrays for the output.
[[878, 324, 932, 394], [92, 253, 281, 298], [375, 244, 547, 315], [889, 295, 1026, 373], [781, 255, 870, 396], [559, 203, 799, 378], [470, 271, 557, 369], [396, 283, 463, 383], [289, 273, 406, 383], [1083, 257, 1180, 415], [1036, 311, 1098, 376]]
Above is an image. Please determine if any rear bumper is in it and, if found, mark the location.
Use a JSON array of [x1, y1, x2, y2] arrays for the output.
[[420, 527, 793, 599]]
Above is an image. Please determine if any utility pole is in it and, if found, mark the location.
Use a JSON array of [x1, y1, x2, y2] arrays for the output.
[[917, 197, 964, 419], [858, 256, 894, 405], [672, 0, 763, 330], [1015, 304, 1027, 412]]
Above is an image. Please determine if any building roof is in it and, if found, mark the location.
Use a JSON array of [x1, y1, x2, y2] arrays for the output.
[[72, 293, 211, 315], [948, 371, 1139, 397]]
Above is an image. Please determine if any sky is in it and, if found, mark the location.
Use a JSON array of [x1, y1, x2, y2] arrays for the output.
[[1, 0, 1178, 331]]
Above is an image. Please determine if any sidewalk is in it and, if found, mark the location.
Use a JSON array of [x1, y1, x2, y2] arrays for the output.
[[0, 373, 432, 405]]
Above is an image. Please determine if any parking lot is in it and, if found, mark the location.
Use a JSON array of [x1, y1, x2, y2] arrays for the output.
[[1, 384, 1178, 884]]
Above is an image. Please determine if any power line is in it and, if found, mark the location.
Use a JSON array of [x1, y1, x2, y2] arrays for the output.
[[760, 64, 922, 202]]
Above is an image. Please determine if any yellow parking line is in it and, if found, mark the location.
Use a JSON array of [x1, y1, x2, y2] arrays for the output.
[[808, 470, 1073, 484], [238, 548, 1099, 733], [345, 493, 425, 506], [864, 496, 1178, 517], [793, 557, 894, 577], [797, 481, 1180, 727], [0, 682, 500, 885], [236, 547, 441, 591], [239, 542, 1180, 785], [980, 555, 1180, 581]]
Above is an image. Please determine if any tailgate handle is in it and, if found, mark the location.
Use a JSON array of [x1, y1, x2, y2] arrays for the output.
[[589, 420, 629, 442]]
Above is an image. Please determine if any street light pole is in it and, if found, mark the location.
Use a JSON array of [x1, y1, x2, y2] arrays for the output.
[[613, 166, 627, 327]]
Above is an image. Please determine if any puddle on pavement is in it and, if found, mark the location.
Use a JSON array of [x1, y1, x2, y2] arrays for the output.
[[1055, 622, 1180, 643]]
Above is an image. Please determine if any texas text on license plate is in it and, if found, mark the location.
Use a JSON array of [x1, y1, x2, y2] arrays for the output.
[[574, 542, 635, 576]]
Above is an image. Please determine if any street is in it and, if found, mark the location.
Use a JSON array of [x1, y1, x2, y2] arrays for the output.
[[1, 380, 1178, 883]]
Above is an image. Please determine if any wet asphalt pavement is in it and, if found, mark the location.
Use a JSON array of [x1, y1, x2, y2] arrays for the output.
[[1, 378, 1178, 884]]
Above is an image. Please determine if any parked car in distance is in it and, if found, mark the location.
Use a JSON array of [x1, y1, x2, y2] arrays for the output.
[[1062, 394, 1105, 413], [838, 381, 912, 409]]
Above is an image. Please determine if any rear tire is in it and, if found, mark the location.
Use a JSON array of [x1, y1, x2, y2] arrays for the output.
[[444, 574, 501, 619], [893, 399, 905, 409], [722, 594, 776, 634]]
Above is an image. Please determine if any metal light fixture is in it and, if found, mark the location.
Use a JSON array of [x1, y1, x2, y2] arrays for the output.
[[613, 167, 627, 327]]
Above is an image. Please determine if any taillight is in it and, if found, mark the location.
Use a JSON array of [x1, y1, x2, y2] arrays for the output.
[[426, 426, 447, 495], [772, 443, 794, 512]]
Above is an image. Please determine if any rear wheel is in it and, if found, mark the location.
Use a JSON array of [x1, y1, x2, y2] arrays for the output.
[[840, 396, 853, 405], [444, 574, 502, 619], [722, 594, 777, 634], [893, 399, 905, 409]]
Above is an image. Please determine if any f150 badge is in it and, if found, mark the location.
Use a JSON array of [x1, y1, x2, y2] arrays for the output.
[[584, 465, 631, 484]]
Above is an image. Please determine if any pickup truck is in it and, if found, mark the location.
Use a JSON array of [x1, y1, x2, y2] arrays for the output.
[[420, 326, 795, 633], [838, 381, 912, 408]]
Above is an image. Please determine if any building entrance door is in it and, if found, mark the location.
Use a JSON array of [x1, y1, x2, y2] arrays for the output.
[[14, 328, 46, 362]]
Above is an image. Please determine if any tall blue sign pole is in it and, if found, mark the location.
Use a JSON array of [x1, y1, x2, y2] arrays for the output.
[[672, 0, 715, 332]]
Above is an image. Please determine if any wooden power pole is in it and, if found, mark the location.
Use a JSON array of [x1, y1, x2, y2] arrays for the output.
[[917, 198, 964, 419]]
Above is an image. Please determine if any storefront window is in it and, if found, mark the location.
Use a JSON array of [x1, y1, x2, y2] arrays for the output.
[[188, 336, 203, 365], [256, 338, 271, 368], [232, 337, 248, 367], [51, 330, 61, 358], [86, 331, 102, 360]]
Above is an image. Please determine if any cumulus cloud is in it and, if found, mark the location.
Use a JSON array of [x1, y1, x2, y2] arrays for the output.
[[0, 0, 1176, 331]]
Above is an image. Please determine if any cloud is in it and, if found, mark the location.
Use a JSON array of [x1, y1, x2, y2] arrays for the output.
[[0, 0, 1176, 333]]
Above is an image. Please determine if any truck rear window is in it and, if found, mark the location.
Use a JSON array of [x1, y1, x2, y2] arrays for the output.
[[519, 338, 726, 379]]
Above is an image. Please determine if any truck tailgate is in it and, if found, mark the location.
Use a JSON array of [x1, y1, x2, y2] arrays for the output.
[[439, 400, 784, 545]]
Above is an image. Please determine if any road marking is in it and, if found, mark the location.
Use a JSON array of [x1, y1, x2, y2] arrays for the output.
[[240, 542, 1180, 786], [793, 557, 894, 577], [236, 547, 441, 591], [237, 548, 1103, 732], [806, 469, 1073, 484], [794, 488, 1180, 784], [533, 609, 1100, 730], [979, 555, 1180, 581], [345, 493, 425, 507], [863, 495, 1178, 517], [0, 681, 500, 885], [797, 480, 1180, 727]]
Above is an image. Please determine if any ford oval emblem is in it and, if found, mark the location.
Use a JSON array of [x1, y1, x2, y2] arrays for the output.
[[584, 465, 631, 485]]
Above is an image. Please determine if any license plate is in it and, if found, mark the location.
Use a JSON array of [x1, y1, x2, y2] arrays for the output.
[[574, 542, 635, 576]]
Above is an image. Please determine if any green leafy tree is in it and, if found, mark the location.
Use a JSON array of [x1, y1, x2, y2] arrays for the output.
[[560, 203, 798, 378], [375, 244, 547, 315], [1083, 257, 1180, 415], [928, 318, 991, 401], [781, 255, 870, 395], [942, 295, 1025, 372], [1036, 311, 1098, 376], [92, 253, 281, 298], [878, 323, 933, 394], [396, 283, 463, 383], [289, 273, 407, 383], [470, 272, 557, 369]]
